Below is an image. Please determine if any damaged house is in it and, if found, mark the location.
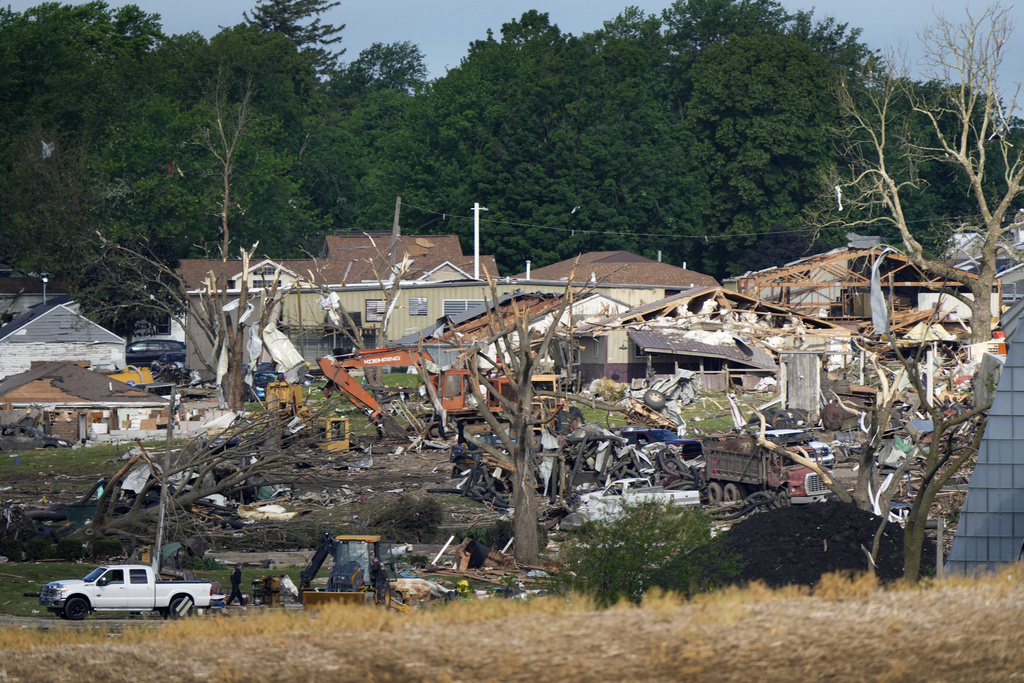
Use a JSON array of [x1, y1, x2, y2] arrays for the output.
[[394, 290, 631, 376], [0, 296, 124, 381], [0, 362, 170, 442], [728, 243, 998, 336], [573, 287, 851, 394], [176, 232, 505, 370], [513, 251, 719, 308]]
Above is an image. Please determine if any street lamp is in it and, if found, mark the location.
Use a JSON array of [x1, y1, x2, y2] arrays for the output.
[[40, 271, 49, 304]]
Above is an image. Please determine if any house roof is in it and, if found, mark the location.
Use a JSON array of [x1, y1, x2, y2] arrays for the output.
[[0, 362, 166, 406], [177, 233, 500, 290], [0, 295, 95, 342], [513, 252, 719, 288], [393, 291, 566, 346]]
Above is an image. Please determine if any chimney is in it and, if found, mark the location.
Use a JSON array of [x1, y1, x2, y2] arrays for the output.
[[657, 250, 662, 262], [526, 260, 531, 279]]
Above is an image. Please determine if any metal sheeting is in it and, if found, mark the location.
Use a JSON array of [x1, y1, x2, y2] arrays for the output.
[[626, 330, 776, 370]]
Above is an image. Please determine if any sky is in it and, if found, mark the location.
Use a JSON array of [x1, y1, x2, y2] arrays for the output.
[[5, 0, 1024, 83]]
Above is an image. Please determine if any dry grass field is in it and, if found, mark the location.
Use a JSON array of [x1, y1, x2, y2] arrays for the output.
[[3, 568, 1024, 682]]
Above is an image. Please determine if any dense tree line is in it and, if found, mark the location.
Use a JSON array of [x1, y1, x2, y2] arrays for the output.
[[0, 0, 1003, 306]]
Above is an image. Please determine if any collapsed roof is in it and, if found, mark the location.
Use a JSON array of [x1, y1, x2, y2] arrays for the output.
[[0, 362, 166, 407], [578, 287, 850, 371]]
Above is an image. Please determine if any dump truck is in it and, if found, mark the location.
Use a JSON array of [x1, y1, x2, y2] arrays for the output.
[[701, 433, 832, 507]]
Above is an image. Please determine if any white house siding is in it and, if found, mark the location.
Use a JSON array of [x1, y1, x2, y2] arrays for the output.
[[0, 341, 124, 380]]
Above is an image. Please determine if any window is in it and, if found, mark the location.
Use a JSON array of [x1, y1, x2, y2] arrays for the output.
[[409, 297, 428, 316], [130, 569, 148, 584], [133, 317, 172, 337], [442, 299, 485, 316], [444, 373, 462, 398], [103, 569, 124, 585], [365, 299, 386, 323]]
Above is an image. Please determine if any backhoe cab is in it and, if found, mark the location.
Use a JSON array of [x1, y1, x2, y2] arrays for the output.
[[299, 534, 408, 611]]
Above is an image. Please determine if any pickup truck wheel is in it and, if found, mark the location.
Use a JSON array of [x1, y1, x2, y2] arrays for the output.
[[643, 390, 667, 410], [64, 597, 89, 621], [723, 483, 745, 503], [168, 595, 194, 619], [707, 482, 724, 505]]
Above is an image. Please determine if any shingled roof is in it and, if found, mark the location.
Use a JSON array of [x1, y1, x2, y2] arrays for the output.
[[177, 233, 499, 290], [514, 252, 718, 288], [0, 362, 166, 406]]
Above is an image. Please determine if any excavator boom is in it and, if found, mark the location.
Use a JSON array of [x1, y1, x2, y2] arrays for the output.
[[317, 348, 432, 436], [318, 346, 510, 438]]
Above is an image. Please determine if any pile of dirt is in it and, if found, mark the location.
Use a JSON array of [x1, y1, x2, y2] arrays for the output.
[[721, 500, 935, 587]]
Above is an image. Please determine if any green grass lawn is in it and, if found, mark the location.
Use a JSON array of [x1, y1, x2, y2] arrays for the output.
[[0, 561, 112, 617]]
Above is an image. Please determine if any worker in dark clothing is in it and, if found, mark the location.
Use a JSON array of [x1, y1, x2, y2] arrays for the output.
[[370, 557, 388, 605], [227, 563, 243, 605]]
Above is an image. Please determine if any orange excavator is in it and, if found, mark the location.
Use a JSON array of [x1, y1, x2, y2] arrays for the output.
[[317, 347, 510, 437]]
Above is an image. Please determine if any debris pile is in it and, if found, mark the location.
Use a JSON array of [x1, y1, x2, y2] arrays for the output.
[[720, 500, 936, 587]]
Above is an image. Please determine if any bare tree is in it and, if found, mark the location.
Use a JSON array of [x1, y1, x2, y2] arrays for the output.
[[832, 5, 1021, 343], [83, 72, 288, 410], [449, 269, 577, 564]]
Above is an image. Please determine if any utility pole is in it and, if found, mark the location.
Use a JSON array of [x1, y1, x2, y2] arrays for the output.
[[471, 202, 488, 279]]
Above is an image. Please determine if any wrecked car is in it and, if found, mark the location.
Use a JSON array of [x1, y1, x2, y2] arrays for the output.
[[0, 424, 70, 451], [610, 426, 703, 459], [579, 477, 700, 520]]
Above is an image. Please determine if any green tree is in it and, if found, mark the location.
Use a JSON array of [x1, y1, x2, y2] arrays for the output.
[[365, 10, 708, 274], [0, 1, 164, 275], [244, 0, 344, 75], [553, 502, 738, 607], [336, 41, 427, 98], [685, 34, 836, 276]]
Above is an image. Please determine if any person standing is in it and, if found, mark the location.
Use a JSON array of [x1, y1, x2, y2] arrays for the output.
[[227, 563, 243, 605]]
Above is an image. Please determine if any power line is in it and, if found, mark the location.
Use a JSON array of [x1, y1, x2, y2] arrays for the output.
[[400, 201, 955, 243]]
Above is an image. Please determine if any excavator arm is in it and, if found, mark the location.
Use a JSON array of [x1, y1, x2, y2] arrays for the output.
[[300, 532, 337, 589], [318, 348, 433, 436]]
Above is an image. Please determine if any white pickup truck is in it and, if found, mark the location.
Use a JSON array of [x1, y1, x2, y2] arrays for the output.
[[579, 477, 700, 521], [39, 564, 213, 620]]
